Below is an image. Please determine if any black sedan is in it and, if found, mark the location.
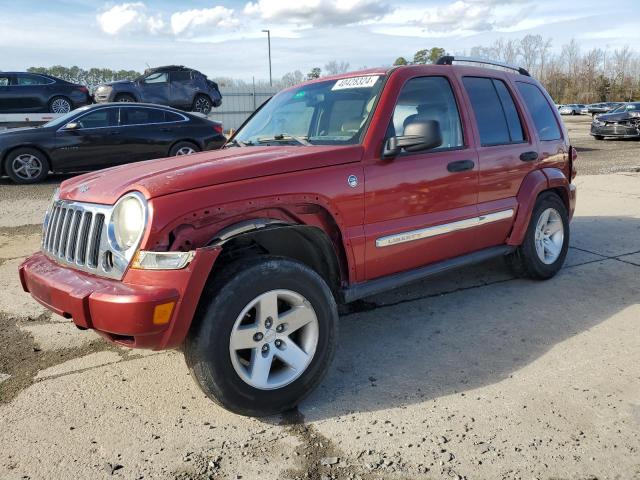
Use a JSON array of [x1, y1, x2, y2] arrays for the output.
[[0, 72, 91, 114], [590, 103, 640, 140], [0, 103, 225, 184]]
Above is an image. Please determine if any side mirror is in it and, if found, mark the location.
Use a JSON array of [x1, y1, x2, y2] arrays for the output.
[[383, 120, 443, 158], [63, 122, 80, 131]]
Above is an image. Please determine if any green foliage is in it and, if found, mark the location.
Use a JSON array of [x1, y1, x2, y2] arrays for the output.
[[307, 67, 321, 80], [26, 65, 142, 89], [393, 57, 408, 66], [412, 48, 447, 65]]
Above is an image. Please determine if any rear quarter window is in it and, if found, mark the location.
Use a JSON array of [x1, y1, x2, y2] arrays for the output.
[[516, 82, 562, 141]]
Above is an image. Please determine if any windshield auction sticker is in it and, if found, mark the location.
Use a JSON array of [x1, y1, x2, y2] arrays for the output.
[[332, 76, 380, 90]]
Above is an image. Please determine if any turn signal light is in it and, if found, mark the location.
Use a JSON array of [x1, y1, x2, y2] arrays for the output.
[[153, 302, 175, 325]]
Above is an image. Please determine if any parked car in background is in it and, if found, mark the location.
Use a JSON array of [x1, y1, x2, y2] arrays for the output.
[[0, 103, 225, 184], [0, 72, 91, 113], [94, 66, 222, 114], [559, 104, 586, 115], [19, 57, 577, 416], [590, 102, 640, 140], [582, 102, 623, 116]]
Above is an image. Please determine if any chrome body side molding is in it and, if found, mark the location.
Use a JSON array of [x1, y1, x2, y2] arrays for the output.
[[375, 209, 514, 248]]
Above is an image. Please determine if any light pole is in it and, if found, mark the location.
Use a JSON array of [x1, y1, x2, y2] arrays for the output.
[[262, 29, 272, 86]]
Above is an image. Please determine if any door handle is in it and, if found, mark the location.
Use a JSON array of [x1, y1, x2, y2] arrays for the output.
[[447, 160, 475, 172], [519, 151, 539, 162]]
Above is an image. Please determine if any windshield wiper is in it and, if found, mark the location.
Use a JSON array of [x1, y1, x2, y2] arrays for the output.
[[257, 133, 311, 146], [225, 138, 251, 148]]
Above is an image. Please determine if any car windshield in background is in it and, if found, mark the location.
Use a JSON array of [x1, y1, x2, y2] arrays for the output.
[[43, 106, 92, 128], [232, 75, 385, 146]]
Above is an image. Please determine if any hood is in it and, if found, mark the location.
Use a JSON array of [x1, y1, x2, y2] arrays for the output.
[[0, 126, 48, 141], [596, 111, 637, 122], [59, 144, 363, 204]]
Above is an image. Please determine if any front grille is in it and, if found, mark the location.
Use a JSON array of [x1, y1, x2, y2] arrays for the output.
[[43, 202, 106, 270]]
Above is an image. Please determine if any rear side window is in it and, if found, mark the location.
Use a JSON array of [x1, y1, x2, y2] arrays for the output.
[[516, 82, 562, 141], [120, 107, 166, 125], [16, 74, 52, 86], [165, 111, 185, 122], [171, 71, 192, 83], [463, 77, 524, 146]]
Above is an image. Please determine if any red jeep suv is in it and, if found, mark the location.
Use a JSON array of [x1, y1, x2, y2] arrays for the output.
[[19, 57, 577, 416]]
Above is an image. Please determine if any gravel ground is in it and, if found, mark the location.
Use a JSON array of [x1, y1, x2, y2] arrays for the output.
[[0, 124, 639, 480]]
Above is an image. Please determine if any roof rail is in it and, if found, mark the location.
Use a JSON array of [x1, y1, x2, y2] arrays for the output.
[[436, 55, 531, 77]]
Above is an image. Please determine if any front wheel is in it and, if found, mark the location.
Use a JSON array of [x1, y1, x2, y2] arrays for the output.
[[185, 256, 338, 416], [506, 192, 569, 280], [4, 148, 50, 184], [114, 93, 136, 103]]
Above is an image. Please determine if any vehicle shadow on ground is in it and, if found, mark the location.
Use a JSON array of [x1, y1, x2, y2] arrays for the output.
[[0, 173, 74, 187], [294, 215, 640, 421]]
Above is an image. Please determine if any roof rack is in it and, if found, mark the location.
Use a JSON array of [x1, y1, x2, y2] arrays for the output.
[[436, 56, 531, 77]]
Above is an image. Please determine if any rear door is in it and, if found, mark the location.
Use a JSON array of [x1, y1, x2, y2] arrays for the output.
[[169, 70, 194, 108], [52, 107, 121, 171], [116, 106, 175, 162], [138, 72, 170, 105], [14, 74, 52, 112]]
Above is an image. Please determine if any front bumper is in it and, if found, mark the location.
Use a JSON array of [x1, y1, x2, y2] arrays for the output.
[[591, 123, 640, 138], [19, 248, 220, 350]]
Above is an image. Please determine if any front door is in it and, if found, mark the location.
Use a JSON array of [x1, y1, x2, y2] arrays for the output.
[[363, 74, 480, 280], [52, 107, 122, 171], [138, 72, 170, 105]]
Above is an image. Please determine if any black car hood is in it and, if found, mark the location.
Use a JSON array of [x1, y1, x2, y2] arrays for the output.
[[0, 126, 49, 138], [597, 112, 636, 122]]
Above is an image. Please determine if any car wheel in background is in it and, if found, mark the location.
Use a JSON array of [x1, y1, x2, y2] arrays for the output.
[[185, 256, 338, 416], [4, 148, 50, 184], [169, 141, 200, 156], [505, 191, 569, 280], [114, 94, 136, 103], [48, 96, 72, 114], [193, 95, 212, 115]]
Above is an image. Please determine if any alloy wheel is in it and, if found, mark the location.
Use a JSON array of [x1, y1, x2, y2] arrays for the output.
[[176, 146, 196, 155], [11, 154, 43, 181], [195, 97, 211, 113], [229, 289, 319, 390], [534, 208, 564, 264], [51, 98, 71, 113]]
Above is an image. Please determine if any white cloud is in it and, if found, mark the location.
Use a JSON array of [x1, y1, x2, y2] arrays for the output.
[[97, 2, 165, 35], [170, 7, 238, 36], [243, 0, 391, 27], [413, 0, 531, 33]]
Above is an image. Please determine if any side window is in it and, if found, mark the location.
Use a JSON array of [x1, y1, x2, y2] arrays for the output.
[[143, 72, 168, 84], [171, 71, 192, 83], [463, 77, 524, 146], [16, 74, 50, 86], [76, 109, 116, 129], [120, 107, 166, 125], [0, 76, 9, 86], [516, 82, 562, 141], [390, 76, 463, 150], [165, 111, 185, 122]]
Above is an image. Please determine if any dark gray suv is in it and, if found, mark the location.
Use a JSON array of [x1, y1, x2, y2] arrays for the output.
[[94, 65, 222, 114]]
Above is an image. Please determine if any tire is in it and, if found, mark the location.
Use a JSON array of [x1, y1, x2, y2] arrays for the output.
[[114, 93, 136, 103], [48, 96, 72, 114], [185, 256, 338, 416], [4, 148, 50, 184], [169, 141, 200, 156], [505, 192, 569, 280], [594, 135, 604, 140], [192, 94, 212, 115]]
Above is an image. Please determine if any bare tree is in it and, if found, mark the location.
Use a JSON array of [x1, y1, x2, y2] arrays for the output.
[[324, 60, 350, 76]]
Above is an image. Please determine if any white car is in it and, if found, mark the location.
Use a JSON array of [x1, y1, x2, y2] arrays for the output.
[[559, 104, 586, 115]]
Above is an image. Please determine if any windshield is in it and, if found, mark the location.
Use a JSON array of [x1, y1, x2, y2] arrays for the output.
[[233, 75, 385, 146], [610, 104, 627, 113], [43, 106, 92, 128]]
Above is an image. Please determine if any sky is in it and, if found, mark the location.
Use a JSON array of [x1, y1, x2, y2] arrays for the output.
[[1, 0, 638, 81]]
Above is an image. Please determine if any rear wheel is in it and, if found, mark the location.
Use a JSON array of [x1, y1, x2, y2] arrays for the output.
[[185, 256, 338, 416], [114, 93, 136, 103], [4, 148, 50, 184], [169, 141, 200, 156], [193, 95, 212, 115], [49, 96, 72, 113], [506, 192, 569, 280]]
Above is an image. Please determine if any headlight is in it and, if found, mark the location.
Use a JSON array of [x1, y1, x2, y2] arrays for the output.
[[109, 192, 147, 251]]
